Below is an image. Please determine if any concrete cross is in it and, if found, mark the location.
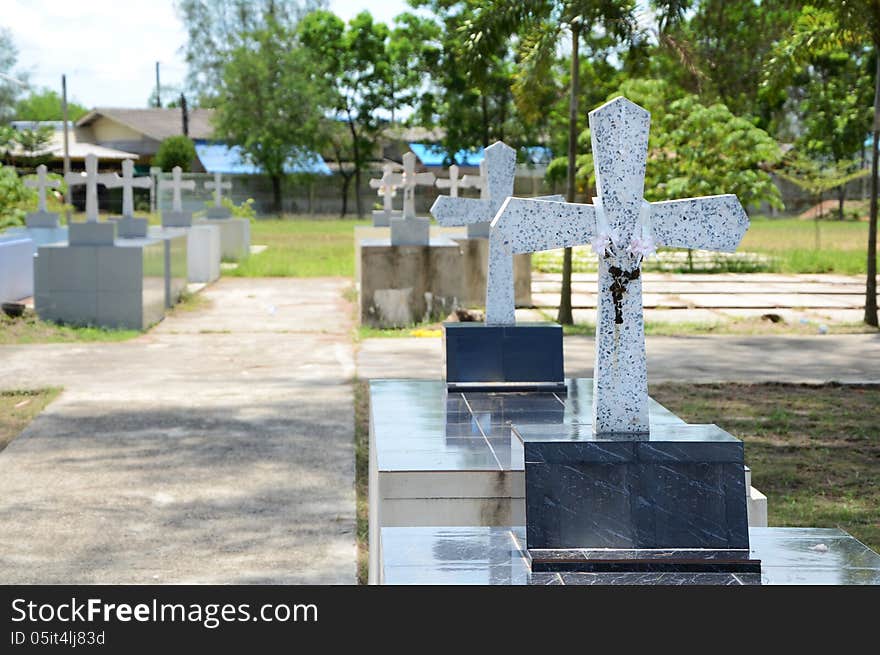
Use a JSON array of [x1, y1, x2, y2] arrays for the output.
[[158, 166, 196, 212], [204, 171, 232, 208], [462, 159, 489, 200], [369, 163, 400, 214], [385, 152, 435, 219], [25, 164, 61, 212], [105, 159, 152, 218], [435, 164, 467, 198], [64, 153, 116, 222], [491, 96, 749, 434]]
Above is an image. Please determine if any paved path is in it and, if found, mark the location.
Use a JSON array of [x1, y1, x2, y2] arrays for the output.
[[357, 333, 880, 384], [0, 278, 356, 584]]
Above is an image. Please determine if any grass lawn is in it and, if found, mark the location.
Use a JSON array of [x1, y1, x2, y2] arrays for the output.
[[651, 382, 880, 552], [227, 217, 370, 278], [0, 389, 60, 453], [0, 310, 141, 345]]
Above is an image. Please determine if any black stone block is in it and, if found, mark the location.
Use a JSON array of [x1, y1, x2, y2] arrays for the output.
[[516, 423, 750, 551], [443, 322, 564, 390]]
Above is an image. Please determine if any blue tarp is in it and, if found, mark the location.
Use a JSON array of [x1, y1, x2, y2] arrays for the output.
[[194, 141, 332, 176], [409, 143, 553, 167]]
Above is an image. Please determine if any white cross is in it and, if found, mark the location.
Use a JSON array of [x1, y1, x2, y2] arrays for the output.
[[64, 153, 117, 222], [369, 163, 400, 214], [25, 164, 61, 212], [431, 141, 562, 310], [435, 164, 467, 198], [158, 166, 196, 212], [105, 159, 152, 218], [462, 159, 489, 200], [204, 171, 232, 208], [385, 152, 435, 219], [491, 96, 749, 434]]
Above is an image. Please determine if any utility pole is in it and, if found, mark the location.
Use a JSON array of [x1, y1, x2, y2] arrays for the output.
[[155, 61, 161, 108], [61, 74, 71, 225], [180, 94, 189, 136]]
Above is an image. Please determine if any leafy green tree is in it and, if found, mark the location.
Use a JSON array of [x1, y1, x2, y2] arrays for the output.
[[298, 10, 393, 217], [0, 164, 36, 228], [175, 0, 326, 103], [154, 135, 197, 172], [216, 16, 328, 213], [14, 89, 88, 121], [768, 1, 880, 325], [10, 125, 55, 167], [0, 26, 25, 123]]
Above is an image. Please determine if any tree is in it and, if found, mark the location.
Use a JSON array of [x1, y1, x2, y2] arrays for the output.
[[154, 135, 196, 172], [0, 164, 36, 228], [0, 26, 25, 123], [215, 16, 328, 213], [9, 125, 55, 168], [298, 10, 394, 217], [14, 89, 88, 122], [768, 1, 880, 325], [175, 0, 326, 103]]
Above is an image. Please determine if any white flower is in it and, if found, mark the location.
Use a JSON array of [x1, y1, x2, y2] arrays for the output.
[[629, 235, 657, 259], [590, 229, 620, 257]]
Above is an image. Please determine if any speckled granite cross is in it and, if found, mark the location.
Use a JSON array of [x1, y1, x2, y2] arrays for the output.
[[492, 96, 750, 434]]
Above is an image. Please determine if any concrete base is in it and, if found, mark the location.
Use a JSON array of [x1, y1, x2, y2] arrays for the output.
[[162, 210, 193, 228], [359, 237, 462, 327], [187, 225, 221, 284], [195, 216, 250, 261], [205, 206, 232, 219], [372, 209, 401, 227], [35, 239, 166, 329], [69, 221, 116, 245], [452, 236, 532, 307], [113, 217, 149, 239], [390, 216, 430, 246], [26, 210, 60, 228], [4, 226, 68, 252], [0, 236, 35, 302]]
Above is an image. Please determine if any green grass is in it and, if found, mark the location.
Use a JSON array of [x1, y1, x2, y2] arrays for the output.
[[651, 383, 880, 552], [354, 379, 370, 585], [227, 217, 370, 278], [534, 216, 877, 275], [0, 310, 142, 345], [0, 388, 61, 452]]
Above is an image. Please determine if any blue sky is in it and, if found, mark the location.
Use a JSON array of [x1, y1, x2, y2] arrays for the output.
[[5, 0, 411, 109]]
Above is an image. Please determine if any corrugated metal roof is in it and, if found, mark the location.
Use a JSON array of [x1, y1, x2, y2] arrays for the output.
[[409, 143, 554, 168], [194, 142, 331, 176]]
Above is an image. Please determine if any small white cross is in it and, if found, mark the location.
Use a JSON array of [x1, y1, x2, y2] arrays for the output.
[[105, 159, 152, 218], [491, 96, 750, 434], [462, 160, 489, 200], [64, 154, 117, 222], [369, 163, 400, 214], [435, 164, 467, 198], [385, 152, 435, 219], [158, 166, 196, 212], [204, 171, 232, 208], [25, 164, 61, 213]]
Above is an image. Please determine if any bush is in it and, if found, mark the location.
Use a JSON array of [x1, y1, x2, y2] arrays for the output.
[[154, 136, 196, 172], [0, 165, 36, 229]]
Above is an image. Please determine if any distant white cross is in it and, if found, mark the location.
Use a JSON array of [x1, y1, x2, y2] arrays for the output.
[[105, 159, 152, 218], [385, 152, 435, 219], [204, 171, 232, 208], [431, 141, 562, 309], [64, 153, 117, 222], [491, 97, 750, 434], [25, 164, 60, 212], [435, 164, 467, 198], [369, 163, 400, 214], [462, 160, 489, 200], [158, 166, 196, 212]]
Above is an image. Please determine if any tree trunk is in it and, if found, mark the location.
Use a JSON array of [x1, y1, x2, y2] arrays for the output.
[[271, 174, 282, 214], [481, 95, 490, 147], [837, 184, 846, 220], [348, 119, 364, 218], [340, 173, 351, 218], [556, 21, 580, 327], [865, 50, 879, 326]]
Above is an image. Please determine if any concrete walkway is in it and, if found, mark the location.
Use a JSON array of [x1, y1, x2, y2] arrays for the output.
[[0, 278, 356, 584], [357, 333, 880, 384]]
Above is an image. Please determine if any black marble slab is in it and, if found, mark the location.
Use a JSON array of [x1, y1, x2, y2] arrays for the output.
[[528, 547, 761, 573], [380, 526, 880, 585], [443, 322, 564, 390], [516, 423, 749, 550]]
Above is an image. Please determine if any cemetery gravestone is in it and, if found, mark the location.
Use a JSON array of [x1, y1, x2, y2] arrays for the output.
[[386, 152, 436, 246], [369, 163, 402, 227], [205, 171, 232, 219], [5, 165, 68, 263], [107, 159, 152, 238], [159, 166, 196, 228], [461, 160, 490, 238], [24, 164, 61, 228], [195, 171, 250, 261]]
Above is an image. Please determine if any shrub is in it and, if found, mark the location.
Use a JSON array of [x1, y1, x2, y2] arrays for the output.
[[0, 165, 36, 229], [154, 135, 196, 172]]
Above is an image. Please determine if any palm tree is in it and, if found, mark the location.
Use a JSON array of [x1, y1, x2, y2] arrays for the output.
[[462, 1, 676, 324]]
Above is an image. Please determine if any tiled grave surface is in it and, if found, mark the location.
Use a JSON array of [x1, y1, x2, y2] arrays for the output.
[[380, 526, 880, 585]]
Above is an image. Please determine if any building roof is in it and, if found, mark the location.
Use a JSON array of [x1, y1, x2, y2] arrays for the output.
[[6, 122, 137, 161], [409, 143, 554, 168], [194, 141, 331, 176], [76, 107, 216, 141]]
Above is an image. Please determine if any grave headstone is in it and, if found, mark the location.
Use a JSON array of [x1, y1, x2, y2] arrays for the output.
[[159, 166, 196, 228], [369, 163, 402, 227], [386, 152, 436, 245], [106, 159, 152, 238], [64, 153, 118, 245], [24, 164, 61, 228], [461, 160, 491, 238], [204, 171, 233, 219]]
